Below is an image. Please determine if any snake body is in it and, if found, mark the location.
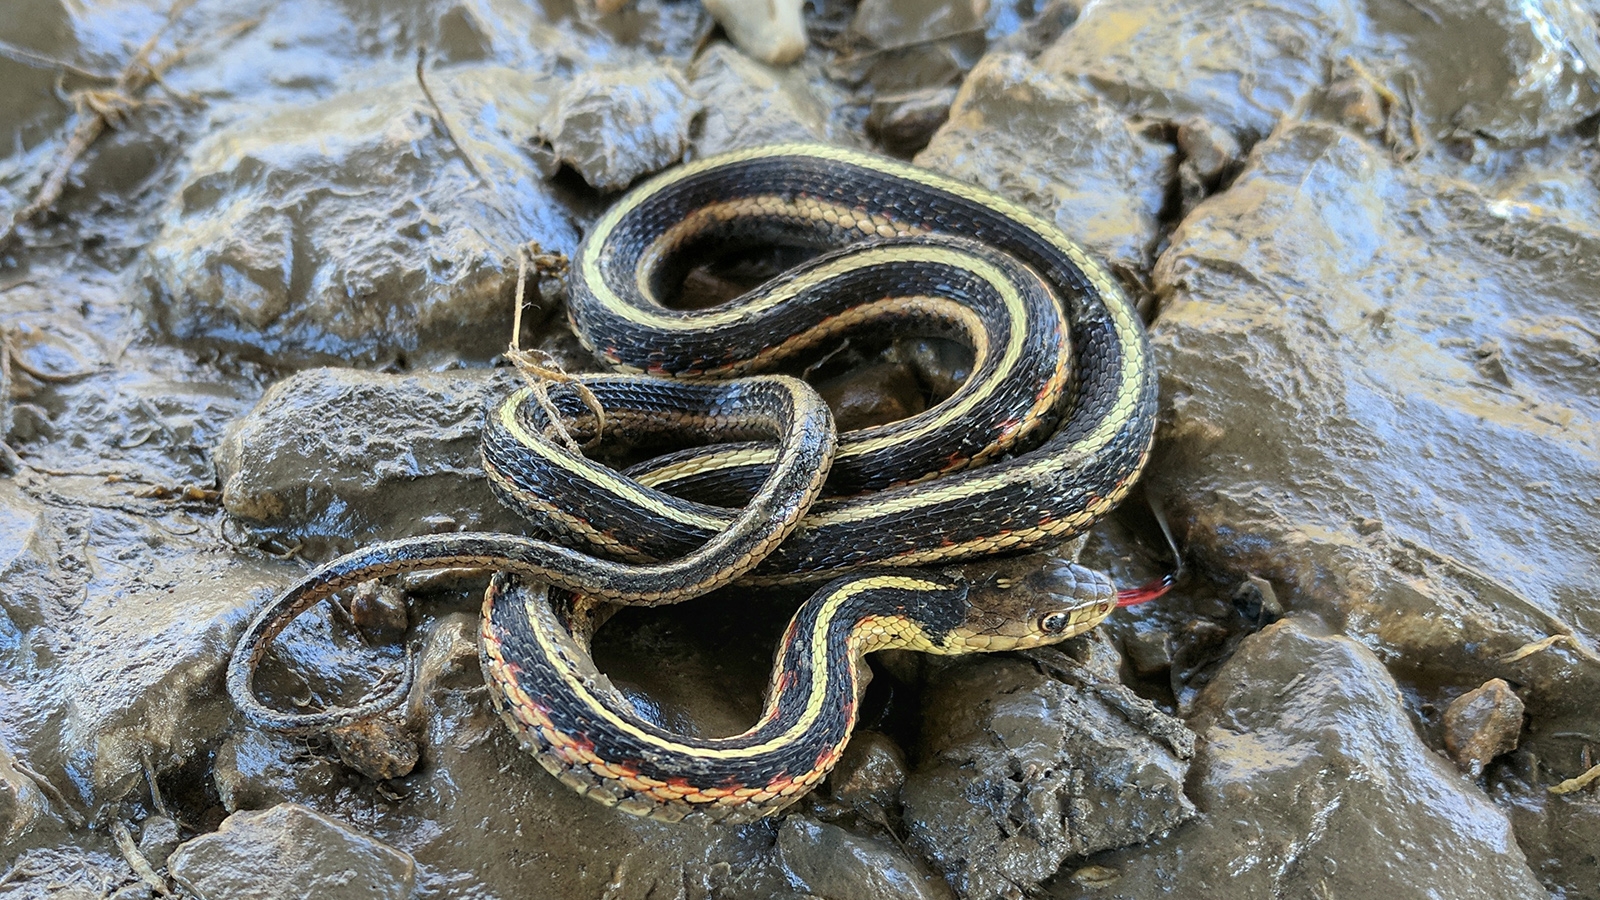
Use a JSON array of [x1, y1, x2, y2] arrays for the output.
[[227, 143, 1158, 823]]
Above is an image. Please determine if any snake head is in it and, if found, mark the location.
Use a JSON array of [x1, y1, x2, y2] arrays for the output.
[[951, 556, 1118, 652]]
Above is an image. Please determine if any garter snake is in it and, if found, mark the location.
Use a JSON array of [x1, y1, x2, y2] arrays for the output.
[[228, 142, 1158, 824]]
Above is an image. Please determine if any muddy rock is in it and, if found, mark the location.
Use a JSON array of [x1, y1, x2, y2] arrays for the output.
[[1148, 119, 1600, 788], [824, 729, 909, 817], [903, 635, 1195, 900], [778, 817, 955, 900], [850, 0, 988, 47], [143, 64, 576, 368], [1498, 778, 1600, 899], [917, 52, 1175, 271], [687, 44, 849, 158], [214, 729, 341, 813], [0, 739, 53, 853], [1443, 678, 1525, 775], [168, 802, 417, 900], [1040, 0, 1353, 140], [1355, 0, 1600, 143], [0, 0, 74, 171], [1041, 0, 1600, 145], [535, 62, 700, 191], [1052, 618, 1548, 899], [830, 0, 989, 95], [0, 470, 287, 804], [216, 366, 526, 553], [867, 86, 959, 154], [0, 846, 142, 899]]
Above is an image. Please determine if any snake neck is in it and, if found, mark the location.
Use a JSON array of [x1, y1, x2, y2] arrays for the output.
[[480, 572, 966, 821]]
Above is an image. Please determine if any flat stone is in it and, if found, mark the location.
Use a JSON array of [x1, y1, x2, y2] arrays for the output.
[[778, 817, 954, 900], [535, 62, 699, 191], [143, 64, 576, 367], [917, 52, 1175, 272], [1050, 619, 1549, 899], [168, 803, 416, 900], [216, 366, 527, 555]]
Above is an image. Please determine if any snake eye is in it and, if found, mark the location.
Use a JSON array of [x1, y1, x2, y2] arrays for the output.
[[1040, 611, 1071, 634]]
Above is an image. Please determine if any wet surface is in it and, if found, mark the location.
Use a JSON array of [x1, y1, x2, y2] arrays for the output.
[[2, 0, 1599, 898]]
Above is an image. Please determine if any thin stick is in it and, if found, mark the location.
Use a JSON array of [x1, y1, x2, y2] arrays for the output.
[[0, 0, 225, 249], [110, 810, 173, 896], [415, 47, 488, 189], [9, 759, 85, 828]]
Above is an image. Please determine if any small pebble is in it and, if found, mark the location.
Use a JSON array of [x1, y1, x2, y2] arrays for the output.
[[1442, 678, 1524, 776], [330, 718, 420, 782], [704, 0, 807, 65], [1176, 117, 1241, 183], [868, 87, 958, 153], [826, 730, 908, 815], [350, 582, 409, 642], [137, 815, 182, 868]]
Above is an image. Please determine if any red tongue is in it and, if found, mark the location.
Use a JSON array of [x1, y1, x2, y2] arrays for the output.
[[1116, 573, 1176, 607]]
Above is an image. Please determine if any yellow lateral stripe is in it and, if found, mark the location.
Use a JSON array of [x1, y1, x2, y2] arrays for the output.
[[525, 575, 940, 762], [494, 388, 728, 532]]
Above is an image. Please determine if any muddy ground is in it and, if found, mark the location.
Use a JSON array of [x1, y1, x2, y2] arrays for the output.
[[1, 0, 1598, 898]]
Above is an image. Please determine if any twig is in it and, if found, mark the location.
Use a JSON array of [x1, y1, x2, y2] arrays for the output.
[[109, 809, 173, 896], [1549, 762, 1600, 795], [415, 46, 488, 189], [1500, 633, 1575, 663], [9, 759, 86, 828], [505, 246, 600, 454], [0, 0, 226, 250], [0, 40, 115, 80], [140, 749, 168, 818]]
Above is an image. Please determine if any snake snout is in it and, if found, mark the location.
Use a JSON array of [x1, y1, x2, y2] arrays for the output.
[[1034, 558, 1117, 611]]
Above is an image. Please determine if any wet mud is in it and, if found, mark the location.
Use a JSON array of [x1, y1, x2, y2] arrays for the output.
[[2, 0, 1598, 898]]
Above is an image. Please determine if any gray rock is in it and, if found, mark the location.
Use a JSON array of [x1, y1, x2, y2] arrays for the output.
[[778, 817, 954, 900], [1148, 119, 1600, 773], [917, 52, 1175, 272], [535, 62, 700, 191], [1051, 619, 1549, 899], [216, 366, 527, 554], [903, 636, 1195, 900], [143, 64, 576, 367], [688, 44, 849, 158], [168, 803, 416, 900]]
